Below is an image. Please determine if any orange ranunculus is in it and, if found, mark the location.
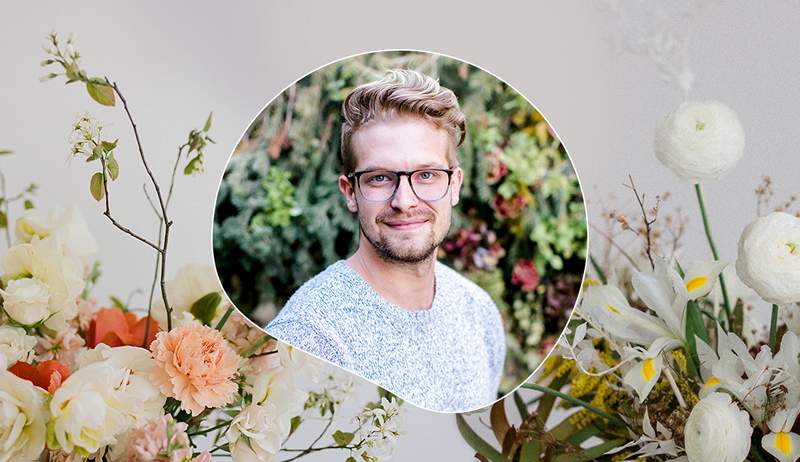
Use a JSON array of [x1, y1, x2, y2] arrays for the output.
[[9, 359, 71, 394], [86, 306, 160, 349]]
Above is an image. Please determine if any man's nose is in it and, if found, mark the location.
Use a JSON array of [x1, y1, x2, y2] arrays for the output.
[[390, 175, 419, 211]]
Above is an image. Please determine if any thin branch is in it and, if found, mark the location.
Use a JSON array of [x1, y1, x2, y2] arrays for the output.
[[107, 79, 174, 331], [589, 223, 642, 271], [624, 174, 656, 270], [99, 156, 162, 252]]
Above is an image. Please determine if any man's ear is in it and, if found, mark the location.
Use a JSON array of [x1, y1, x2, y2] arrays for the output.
[[338, 174, 358, 213], [450, 166, 464, 207]]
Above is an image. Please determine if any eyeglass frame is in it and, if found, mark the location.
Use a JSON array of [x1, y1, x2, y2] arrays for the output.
[[346, 167, 456, 202]]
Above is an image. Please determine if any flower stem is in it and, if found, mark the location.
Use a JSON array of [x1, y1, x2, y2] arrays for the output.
[[694, 184, 733, 329], [769, 304, 779, 351], [520, 383, 628, 429]]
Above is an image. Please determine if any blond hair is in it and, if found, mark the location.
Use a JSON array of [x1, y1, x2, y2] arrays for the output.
[[340, 69, 466, 173]]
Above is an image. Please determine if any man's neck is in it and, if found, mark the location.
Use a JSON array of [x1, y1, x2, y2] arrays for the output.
[[346, 244, 436, 311]]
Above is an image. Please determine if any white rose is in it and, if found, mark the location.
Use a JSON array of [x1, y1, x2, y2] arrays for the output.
[[50, 346, 166, 456], [0, 325, 37, 369], [654, 100, 745, 183], [0, 278, 51, 326], [1, 236, 83, 330], [736, 212, 800, 305], [0, 370, 49, 462], [152, 264, 226, 327], [684, 392, 752, 462], [14, 207, 97, 276], [227, 402, 293, 462]]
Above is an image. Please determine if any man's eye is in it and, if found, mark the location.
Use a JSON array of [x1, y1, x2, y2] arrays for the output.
[[416, 170, 439, 181], [366, 174, 389, 183]]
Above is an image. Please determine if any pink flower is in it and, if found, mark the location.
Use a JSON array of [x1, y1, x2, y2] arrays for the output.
[[493, 193, 528, 219], [511, 260, 540, 292], [76, 297, 101, 332], [126, 414, 193, 462], [149, 324, 240, 416], [484, 148, 508, 184], [35, 324, 85, 369]]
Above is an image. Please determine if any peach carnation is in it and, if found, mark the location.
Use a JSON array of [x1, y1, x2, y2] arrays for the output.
[[149, 324, 240, 416]]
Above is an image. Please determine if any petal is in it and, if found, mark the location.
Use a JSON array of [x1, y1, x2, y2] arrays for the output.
[[581, 285, 673, 345], [632, 259, 686, 337], [763, 432, 800, 462], [623, 355, 663, 403], [684, 260, 728, 300]]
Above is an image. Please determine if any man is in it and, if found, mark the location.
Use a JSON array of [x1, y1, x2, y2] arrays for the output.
[[266, 69, 505, 412]]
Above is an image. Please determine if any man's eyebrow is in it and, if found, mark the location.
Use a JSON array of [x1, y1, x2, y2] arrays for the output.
[[356, 162, 450, 171]]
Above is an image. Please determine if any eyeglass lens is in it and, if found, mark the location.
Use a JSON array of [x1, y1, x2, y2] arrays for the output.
[[358, 170, 450, 202]]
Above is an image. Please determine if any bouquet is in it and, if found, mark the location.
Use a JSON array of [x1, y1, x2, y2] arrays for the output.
[[0, 32, 402, 462], [457, 93, 800, 461]]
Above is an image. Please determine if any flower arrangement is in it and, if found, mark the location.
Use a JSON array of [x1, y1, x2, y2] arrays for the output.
[[0, 32, 402, 462], [456, 92, 800, 462]]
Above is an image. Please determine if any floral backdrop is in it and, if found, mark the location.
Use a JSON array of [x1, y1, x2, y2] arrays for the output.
[[212, 51, 587, 391]]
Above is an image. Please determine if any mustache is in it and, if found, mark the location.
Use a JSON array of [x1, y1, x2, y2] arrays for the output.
[[376, 210, 434, 223]]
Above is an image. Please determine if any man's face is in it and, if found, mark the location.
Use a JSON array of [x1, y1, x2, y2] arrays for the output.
[[339, 116, 463, 264]]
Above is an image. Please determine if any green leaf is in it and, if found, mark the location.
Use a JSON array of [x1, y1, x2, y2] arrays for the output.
[[86, 81, 115, 106], [23, 200, 34, 210], [90, 172, 104, 201], [519, 440, 541, 462], [455, 414, 503, 462], [109, 296, 127, 310], [513, 390, 530, 420], [107, 154, 119, 181], [101, 139, 118, 152], [88, 145, 103, 162], [0, 211, 7, 229], [203, 112, 213, 132], [214, 306, 235, 330], [189, 291, 221, 326], [345, 458, 357, 462], [332, 430, 355, 447], [0, 149, 12, 156], [288, 415, 301, 437], [684, 300, 709, 377]]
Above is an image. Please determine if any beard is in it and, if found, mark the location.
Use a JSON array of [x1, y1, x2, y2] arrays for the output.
[[358, 208, 449, 264]]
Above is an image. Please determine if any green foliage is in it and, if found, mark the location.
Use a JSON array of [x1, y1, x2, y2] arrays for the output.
[[213, 52, 586, 388]]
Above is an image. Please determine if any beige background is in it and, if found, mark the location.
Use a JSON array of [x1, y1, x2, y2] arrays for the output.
[[3, 1, 800, 459]]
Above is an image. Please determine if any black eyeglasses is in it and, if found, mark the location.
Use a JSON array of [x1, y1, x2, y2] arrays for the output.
[[347, 168, 455, 202]]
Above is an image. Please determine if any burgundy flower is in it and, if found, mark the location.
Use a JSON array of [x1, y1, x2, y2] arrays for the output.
[[484, 148, 507, 184], [493, 193, 528, 219], [511, 260, 539, 292]]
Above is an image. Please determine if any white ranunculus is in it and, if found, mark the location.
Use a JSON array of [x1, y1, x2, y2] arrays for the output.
[[152, 264, 226, 328], [0, 370, 49, 462], [0, 325, 37, 369], [736, 212, 800, 305], [227, 402, 294, 462], [654, 100, 745, 183], [14, 207, 97, 276], [684, 392, 752, 462], [0, 278, 51, 326], [49, 346, 166, 457], [1, 236, 83, 330]]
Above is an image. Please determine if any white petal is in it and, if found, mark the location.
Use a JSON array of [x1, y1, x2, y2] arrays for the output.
[[623, 355, 662, 403], [763, 431, 800, 462], [684, 260, 728, 300], [581, 285, 673, 345]]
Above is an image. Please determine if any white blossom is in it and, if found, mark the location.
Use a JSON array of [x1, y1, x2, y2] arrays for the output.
[[654, 100, 745, 183], [736, 212, 800, 305], [0, 370, 49, 462], [0, 325, 37, 369], [684, 392, 752, 462]]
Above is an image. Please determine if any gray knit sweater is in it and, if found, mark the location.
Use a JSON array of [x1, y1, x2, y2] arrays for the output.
[[265, 260, 506, 412]]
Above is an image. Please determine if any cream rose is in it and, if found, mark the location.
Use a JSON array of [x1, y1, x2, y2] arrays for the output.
[[0, 370, 49, 462], [684, 392, 752, 462], [227, 402, 294, 462], [1, 236, 83, 330], [654, 100, 745, 183], [736, 212, 800, 305], [0, 278, 50, 326], [49, 346, 166, 456], [14, 207, 97, 276], [0, 325, 37, 369]]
